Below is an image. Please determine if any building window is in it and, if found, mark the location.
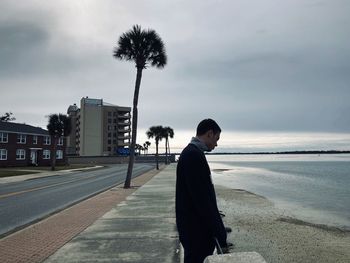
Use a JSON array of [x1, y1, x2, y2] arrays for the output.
[[17, 134, 26, 144], [0, 132, 8, 143], [108, 118, 112, 123], [33, 135, 38, 144], [108, 112, 112, 116], [16, 149, 26, 160], [0, 149, 7, 160], [58, 137, 64, 146], [56, 150, 63, 159], [43, 150, 50, 159], [108, 133, 111, 138], [44, 136, 51, 145], [108, 139, 111, 144]]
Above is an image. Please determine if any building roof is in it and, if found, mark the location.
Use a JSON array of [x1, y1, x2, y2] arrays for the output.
[[67, 104, 79, 114], [79, 97, 131, 111], [102, 101, 117, 107], [0, 121, 49, 135], [103, 102, 131, 111]]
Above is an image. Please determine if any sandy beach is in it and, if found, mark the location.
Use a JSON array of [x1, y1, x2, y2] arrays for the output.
[[216, 185, 350, 263]]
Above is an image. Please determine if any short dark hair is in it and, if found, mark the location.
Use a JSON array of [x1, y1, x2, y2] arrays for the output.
[[196, 119, 221, 136]]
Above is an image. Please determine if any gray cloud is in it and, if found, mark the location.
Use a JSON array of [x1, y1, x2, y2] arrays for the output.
[[0, 0, 349, 140], [0, 21, 49, 75]]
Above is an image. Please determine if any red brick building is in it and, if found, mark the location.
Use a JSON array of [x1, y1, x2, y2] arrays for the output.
[[0, 121, 66, 167]]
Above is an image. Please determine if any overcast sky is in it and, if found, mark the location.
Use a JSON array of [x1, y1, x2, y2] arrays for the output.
[[1, 0, 349, 151]]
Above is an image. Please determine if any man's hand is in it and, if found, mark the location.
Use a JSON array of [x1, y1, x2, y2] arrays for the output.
[[221, 242, 234, 254], [221, 245, 230, 254]]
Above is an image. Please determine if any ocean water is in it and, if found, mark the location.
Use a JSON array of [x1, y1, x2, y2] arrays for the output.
[[207, 154, 350, 230]]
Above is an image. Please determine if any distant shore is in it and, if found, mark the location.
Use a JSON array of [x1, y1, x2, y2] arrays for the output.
[[207, 150, 350, 155], [173, 150, 350, 156], [216, 185, 350, 263]]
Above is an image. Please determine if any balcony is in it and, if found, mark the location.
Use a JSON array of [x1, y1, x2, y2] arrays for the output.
[[118, 128, 131, 133], [118, 135, 131, 140], [118, 141, 130, 147], [118, 114, 130, 120], [118, 121, 130, 126]]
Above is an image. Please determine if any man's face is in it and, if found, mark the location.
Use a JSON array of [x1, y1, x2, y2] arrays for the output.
[[206, 130, 220, 151]]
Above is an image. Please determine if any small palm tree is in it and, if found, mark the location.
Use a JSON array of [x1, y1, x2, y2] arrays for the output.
[[146, 126, 165, 170], [143, 141, 151, 155], [163, 126, 174, 164], [135, 144, 142, 155], [143, 143, 147, 155], [114, 24, 167, 188], [47, 114, 72, 170]]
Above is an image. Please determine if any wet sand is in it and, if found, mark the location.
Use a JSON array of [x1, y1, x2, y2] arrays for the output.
[[216, 185, 350, 263]]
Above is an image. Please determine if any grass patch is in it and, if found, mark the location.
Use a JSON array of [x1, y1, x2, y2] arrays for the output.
[[0, 170, 41, 177]]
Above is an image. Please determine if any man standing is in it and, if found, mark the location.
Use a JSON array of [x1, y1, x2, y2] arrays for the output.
[[176, 119, 228, 263]]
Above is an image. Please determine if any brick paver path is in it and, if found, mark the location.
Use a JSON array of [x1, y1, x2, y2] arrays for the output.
[[0, 167, 163, 263]]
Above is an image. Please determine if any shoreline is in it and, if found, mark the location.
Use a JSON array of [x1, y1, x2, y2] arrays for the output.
[[216, 185, 350, 263], [276, 217, 350, 234]]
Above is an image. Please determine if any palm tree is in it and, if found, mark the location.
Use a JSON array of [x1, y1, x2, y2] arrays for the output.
[[146, 141, 151, 151], [143, 141, 151, 155], [163, 126, 174, 164], [113, 24, 167, 188], [143, 143, 147, 155], [135, 144, 142, 155], [47, 114, 72, 170], [146, 126, 165, 170]]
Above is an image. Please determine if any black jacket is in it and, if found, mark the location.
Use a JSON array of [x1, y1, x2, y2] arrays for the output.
[[175, 143, 227, 247]]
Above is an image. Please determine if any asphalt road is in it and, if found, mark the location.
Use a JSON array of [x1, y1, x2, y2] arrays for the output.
[[0, 163, 155, 237]]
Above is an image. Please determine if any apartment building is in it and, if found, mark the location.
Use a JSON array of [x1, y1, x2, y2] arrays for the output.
[[0, 121, 66, 167], [67, 97, 131, 156]]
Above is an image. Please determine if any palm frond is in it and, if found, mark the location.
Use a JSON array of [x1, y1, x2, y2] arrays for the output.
[[146, 125, 165, 142], [113, 24, 167, 69]]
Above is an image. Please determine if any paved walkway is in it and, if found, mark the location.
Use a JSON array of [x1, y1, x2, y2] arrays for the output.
[[0, 166, 170, 263], [44, 164, 180, 263]]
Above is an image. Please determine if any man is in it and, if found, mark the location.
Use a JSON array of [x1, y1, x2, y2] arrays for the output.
[[176, 119, 228, 263]]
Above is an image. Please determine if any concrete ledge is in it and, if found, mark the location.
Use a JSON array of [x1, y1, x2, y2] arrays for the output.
[[204, 252, 266, 263], [68, 154, 176, 165]]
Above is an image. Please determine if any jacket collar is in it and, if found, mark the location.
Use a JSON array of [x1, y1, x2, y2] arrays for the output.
[[190, 137, 209, 152]]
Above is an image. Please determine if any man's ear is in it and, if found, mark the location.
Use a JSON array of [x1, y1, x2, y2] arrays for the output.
[[207, 130, 214, 138]]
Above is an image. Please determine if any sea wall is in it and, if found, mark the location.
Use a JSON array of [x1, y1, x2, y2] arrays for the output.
[[67, 154, 176, 165]]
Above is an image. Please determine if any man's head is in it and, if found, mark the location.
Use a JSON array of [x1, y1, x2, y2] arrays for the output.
[[196, 119, 221, 151]]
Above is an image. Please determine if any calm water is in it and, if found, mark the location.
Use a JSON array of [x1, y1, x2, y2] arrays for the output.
[[207, 154, 350, 230]]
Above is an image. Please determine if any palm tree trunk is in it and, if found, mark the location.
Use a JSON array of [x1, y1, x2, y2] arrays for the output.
[[124, 68, 143, 188], [165, 137, 168, 164], [156, 140, 159, 170], [167, 138, 171, 162]]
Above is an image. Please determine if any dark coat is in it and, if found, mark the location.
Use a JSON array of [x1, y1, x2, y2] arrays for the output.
[[176, 143, 227, 251]]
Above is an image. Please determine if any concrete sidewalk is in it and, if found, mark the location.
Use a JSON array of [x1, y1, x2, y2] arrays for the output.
[[44, 164, 180, 263]]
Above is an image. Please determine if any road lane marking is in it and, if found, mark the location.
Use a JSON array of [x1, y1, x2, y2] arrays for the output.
[[0, 165, 154, 200], [0, 173, 110, 200]]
